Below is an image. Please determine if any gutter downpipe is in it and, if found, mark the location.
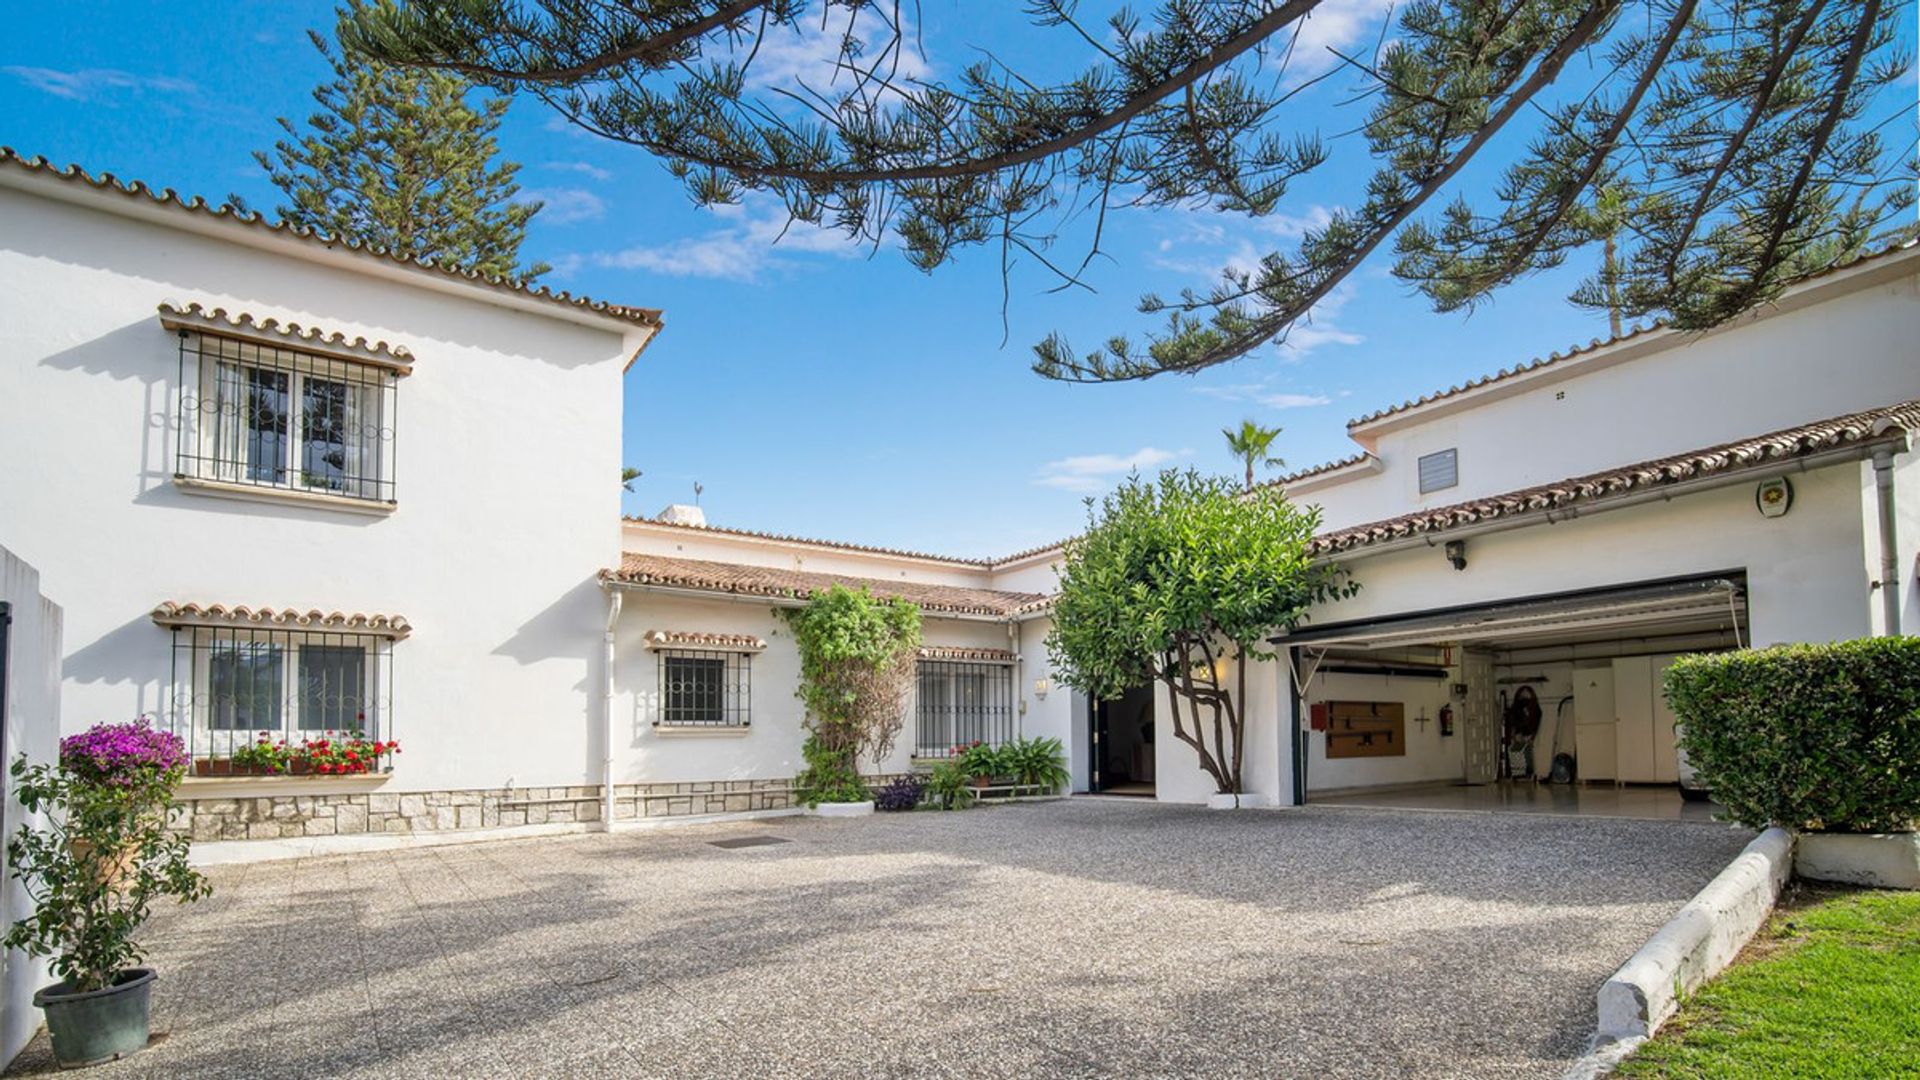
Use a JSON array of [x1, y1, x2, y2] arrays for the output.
[[1285, 647, 1305, 807], [1872, 445, 1902, 636], [603, 588, 623, 830]]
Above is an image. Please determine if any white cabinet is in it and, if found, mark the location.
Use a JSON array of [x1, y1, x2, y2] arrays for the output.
[[1573, 665, 1617, 782], [1609, 654, 1682, 783]]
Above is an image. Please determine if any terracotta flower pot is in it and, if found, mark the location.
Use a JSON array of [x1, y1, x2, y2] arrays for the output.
[[68, 837, 139, 890]]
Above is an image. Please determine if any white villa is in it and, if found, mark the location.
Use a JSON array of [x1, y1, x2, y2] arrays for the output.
[[2, 147, 1917, 847]]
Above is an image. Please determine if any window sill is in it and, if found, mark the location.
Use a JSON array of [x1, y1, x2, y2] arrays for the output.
[[179, 772, 394, 798], [174, 475, 397, 516], [652, 725, 753, 738]]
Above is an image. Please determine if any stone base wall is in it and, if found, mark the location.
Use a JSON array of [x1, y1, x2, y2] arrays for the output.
[[175, 772, 925, 841], [174, 786, 606, 842], [610, 779, 798, 820]]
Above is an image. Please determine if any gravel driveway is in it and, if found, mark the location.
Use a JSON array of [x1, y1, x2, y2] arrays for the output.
[[5, 799, 1752, 1079]]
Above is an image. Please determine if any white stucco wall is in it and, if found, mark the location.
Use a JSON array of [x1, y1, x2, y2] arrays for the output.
[[610, 593, 1069, 783], [0, 184, 642, 794], [623, 521, 995, 588], [1305, 461, 1875, 648], [1296, 255, 1920, 532], [1, 546, 61, 1068]]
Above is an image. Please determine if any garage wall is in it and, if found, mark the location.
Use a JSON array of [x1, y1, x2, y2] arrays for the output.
[[1490, 664, 1578, 777], [1302, 671, 1459, 792], [1299, 256, 1919, 533], [1305, 462, 1873, 649]]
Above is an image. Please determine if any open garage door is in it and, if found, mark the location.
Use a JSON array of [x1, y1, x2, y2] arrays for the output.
[[1278, 575, 1746, 653], [1276, 574, 1747, 818]]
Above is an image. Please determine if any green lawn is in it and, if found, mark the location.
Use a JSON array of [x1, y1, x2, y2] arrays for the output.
[[1615, 886, 1920, 1079]]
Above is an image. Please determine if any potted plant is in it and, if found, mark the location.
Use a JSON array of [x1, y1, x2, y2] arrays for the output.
[[957, 741, 1003, 789], [782, 585, 922, 816], [1667, 637, 1920, 889], [1000, 736, 1071, 795], [5, 719, 211, 1066], [300, 731, 399, 775], [224, 734, 294, 775], [923, 758, 974, 811]]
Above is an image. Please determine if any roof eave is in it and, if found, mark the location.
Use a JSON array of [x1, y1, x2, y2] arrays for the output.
[[1343, 242, 1920, 440], [0, 152, 662, 338], [1314, 426, 1910, 562]]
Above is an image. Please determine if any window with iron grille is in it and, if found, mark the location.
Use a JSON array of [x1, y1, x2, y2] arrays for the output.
[[915, 661, 1015, 757], [1417, 448, 1459, 494], [174, 331, 398, 503], [164, 625, 396, 768], [657, 650, 751, 727]]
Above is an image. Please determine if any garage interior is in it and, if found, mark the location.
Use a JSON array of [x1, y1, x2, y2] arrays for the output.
[[1279, 574, 1748, 821]]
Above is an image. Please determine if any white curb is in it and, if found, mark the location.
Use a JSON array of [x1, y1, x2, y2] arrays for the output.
[[1594, 826, 1794, 1044]]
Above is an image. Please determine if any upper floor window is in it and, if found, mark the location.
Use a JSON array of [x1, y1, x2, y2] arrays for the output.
[[176, 333, 398, 503], [1418, 448, 1459, 494]]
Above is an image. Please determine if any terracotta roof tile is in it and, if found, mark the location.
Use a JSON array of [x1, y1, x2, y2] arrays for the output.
[[151, 601, 412, 639], [2, 148, 661, 331], [159, 301, 413, 370], [627, 516, 993, 566], [1345, 241, 1918, 431], [917, 646, 1018, 663], [642, 629, 767, 652], [1312, 399, 1920, 556], [603, 554, 1048, 618]]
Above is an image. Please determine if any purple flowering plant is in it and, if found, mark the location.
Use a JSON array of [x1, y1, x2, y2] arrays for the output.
[[6, 719, 209, 993], [58, 718, 187, 787]]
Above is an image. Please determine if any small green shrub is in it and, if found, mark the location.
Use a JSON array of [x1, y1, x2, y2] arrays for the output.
[[956, 741, 1004, 781], [999, 736, 1071, 792], [1665, 637, 1920, 832], [923, 758, 973, 810]]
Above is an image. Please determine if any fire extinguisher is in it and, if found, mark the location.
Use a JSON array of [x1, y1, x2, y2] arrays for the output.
[[1438, 704, 1455, 737]]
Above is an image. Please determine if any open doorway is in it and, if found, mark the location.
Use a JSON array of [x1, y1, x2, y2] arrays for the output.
[[1090, 684, 1155, 795]]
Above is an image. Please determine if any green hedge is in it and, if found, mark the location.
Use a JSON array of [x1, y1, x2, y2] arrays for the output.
[[1665, 637, 1920, 832]]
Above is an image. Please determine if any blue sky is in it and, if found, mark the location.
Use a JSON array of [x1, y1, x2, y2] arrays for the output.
[[4, 1, 1750, 558]]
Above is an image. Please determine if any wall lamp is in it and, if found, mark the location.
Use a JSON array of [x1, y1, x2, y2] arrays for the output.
[[1444, 539, 1468, 571]]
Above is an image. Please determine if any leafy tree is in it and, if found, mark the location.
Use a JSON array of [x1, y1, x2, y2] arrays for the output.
[[781, 585, 922, 805], [1223, 419, 1285, 492], [1046, 470, 1353, 794], [344, 1, 1914, 379], [249, 20, 547, 281], [621, 466, 642, 493]]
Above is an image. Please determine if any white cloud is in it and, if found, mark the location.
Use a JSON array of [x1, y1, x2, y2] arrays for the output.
[[1194, 383, 1334, 410], [5, 66, 198, 102], [1281, 0, 1398, 82], [1260, 392, 1334, 408], [592, 195, 861, 281], [1275, 282, 1365, 358], [1196, 384, 1334, 408], [738, 8, 932, 93], [523, 188, 606, 225], [1035, 447, 1187, 492], [543, 160, 613, 182]]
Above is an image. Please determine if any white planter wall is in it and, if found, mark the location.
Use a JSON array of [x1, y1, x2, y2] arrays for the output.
[[1, 546, 61, 1068]]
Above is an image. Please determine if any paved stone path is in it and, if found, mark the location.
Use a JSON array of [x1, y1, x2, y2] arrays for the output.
[[5, 799, 1753, 1079]]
